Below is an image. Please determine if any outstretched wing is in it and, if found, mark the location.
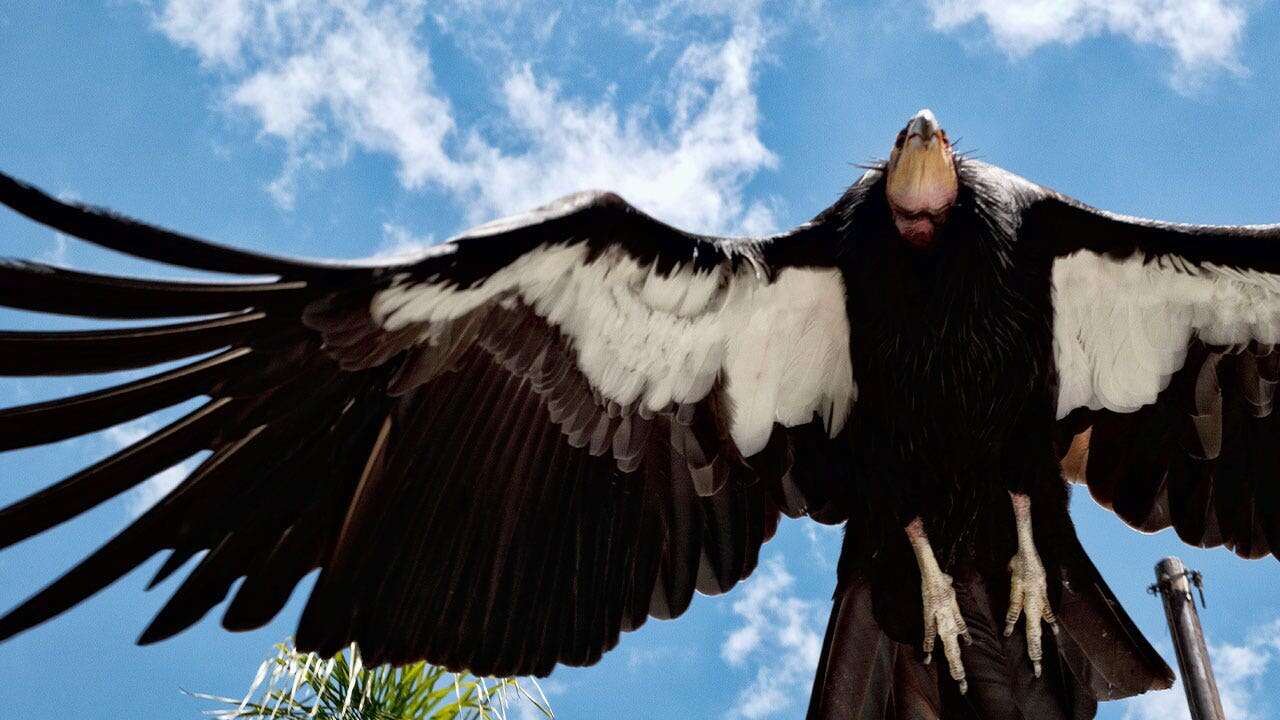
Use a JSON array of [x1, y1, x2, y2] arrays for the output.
[[0, 173, 856, 676], [1030, 190, 1280, 559]]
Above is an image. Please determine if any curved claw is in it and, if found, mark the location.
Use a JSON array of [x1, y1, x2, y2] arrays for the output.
[[921, 571, 972, 694], [1005, 551, 1057, 677]]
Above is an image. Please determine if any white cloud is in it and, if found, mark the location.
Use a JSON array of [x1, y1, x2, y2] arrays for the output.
[[104, 421, 197, 518], [39, 190, 81, 265], [925, 0, 1249, 92], [103, 423, 151, 448], [1123, 617, 1280, 720], [626, 644, 697, 671], [125, 465, 193, 517], [721, 557, 825, 719], [153, 0, 788, 235], [158, 0, 252, 67], [373, 222, 435, 262], [41, 232, 69, 266], [802, 522, 841, 570]]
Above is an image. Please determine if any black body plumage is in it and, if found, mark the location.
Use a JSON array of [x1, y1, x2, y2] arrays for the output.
[[807, 163, 1149, 717], [838, 161, 1058, 558]]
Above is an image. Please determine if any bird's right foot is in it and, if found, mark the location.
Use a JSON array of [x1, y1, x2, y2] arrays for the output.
[[906, 517, 972, 694], [920, 566, 972, 694]]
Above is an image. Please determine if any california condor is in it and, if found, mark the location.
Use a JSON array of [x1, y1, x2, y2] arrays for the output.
[[3, 108, 1278, 718]]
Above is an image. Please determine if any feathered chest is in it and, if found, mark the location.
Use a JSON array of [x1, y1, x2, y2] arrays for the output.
[[841, 203, 1055, 455]]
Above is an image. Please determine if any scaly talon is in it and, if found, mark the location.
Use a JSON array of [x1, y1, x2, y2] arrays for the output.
[[1006, 493, 1057, 677], [921, 570, 970, 693], [906, 517, 971, 694]]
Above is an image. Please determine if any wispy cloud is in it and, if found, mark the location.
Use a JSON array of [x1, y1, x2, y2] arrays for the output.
[[153, 0, 794, 234], [41, 232, 68, 266], [925, 0, 1249, 92], [104, 422, 197, 518], [1123, 617, 1280, 720], [802, 522, 841, 571], [626, 644, 698, 671], [159, 0, 252, 67], [721, 556, 825, 719], [38, 190, 80, 265], [372, 222, 435, 261]]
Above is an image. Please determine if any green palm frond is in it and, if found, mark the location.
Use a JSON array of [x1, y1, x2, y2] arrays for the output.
[[193, 641, 555, 720]]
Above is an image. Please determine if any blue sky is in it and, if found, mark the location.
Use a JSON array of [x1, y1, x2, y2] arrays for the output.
[[1, 1, 1280, 718]]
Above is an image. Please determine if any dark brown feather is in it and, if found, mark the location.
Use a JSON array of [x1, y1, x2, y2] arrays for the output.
[[0, 169, 839, 686], [0, 398, 233, 548], [807, 578, 898, 720], [0, 260, 305, 319], [0, 312, 270, 376], [1055, 537, 1174, 699], [0, 349, 251, 451], [0, 172, 351, 277], [1079, 339, 1280, 561]]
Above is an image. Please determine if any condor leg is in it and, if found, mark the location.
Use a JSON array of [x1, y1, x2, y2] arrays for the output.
[[905, 517, 972, 694], [1004, 492, 1058, 677]]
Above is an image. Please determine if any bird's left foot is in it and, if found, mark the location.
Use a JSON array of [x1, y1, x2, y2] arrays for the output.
[[1004, 536, 1057, 677]]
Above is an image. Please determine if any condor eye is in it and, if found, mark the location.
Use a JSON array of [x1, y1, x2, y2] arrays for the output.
[[895, 131, 906, 149]]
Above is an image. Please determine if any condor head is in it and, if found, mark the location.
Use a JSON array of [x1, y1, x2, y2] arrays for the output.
[[885, 108, 958, 248]]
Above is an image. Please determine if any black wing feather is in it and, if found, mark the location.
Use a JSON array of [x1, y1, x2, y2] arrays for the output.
[[0, 351, 250, 452], [1035, 193, 1280, 562], [0, 170, 853, 681], [0, 173, 356, 276], [0, 260, 307, 318], [0, 312, 269, 376], [0, 398, 231, 549]]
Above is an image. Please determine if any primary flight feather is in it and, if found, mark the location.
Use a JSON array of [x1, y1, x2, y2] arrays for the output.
[[3, 108, 1279, 719]]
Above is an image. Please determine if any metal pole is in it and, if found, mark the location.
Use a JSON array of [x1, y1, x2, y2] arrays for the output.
[[1151, 557, 1225, 720]]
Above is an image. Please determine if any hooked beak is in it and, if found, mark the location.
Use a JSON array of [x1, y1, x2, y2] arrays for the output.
[[886, 109, 958, 246], [905, 109, 941, 143]]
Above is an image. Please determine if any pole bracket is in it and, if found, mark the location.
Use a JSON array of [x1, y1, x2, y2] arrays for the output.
[[1149, 568, 1207, 608]]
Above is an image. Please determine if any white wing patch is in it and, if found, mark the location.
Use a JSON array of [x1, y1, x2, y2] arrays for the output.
[[1053, 249, 1280, 417], [371, 244, 855, 457]]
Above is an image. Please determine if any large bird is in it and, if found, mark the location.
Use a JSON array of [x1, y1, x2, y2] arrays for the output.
[[2, 108, 1278, 718]]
